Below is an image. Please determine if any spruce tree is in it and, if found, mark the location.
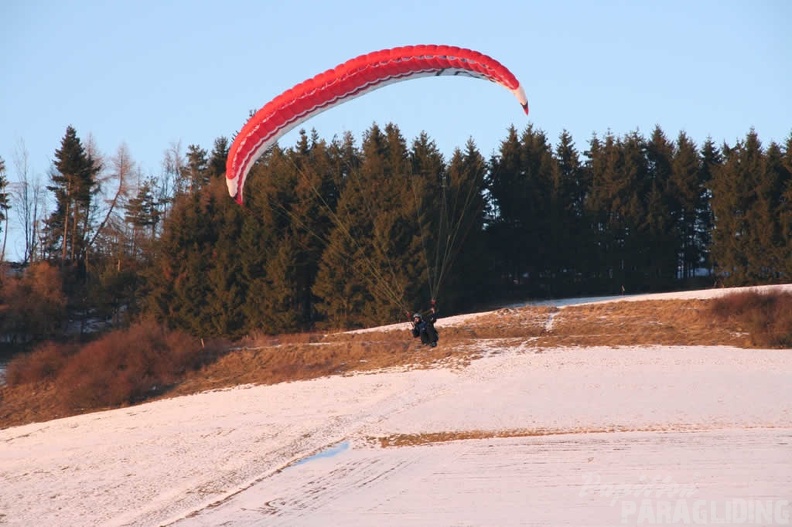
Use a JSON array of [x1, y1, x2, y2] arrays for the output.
[[236, 145, 298, 331], [184, 144, 209, 193], [486, 126, 523, 289], [488, 125, 556, 294], [670, 132, 703, 280], [202, 180, 247, 337], [552, 131, 589, 296], [290, 131, 342, 325], [312, 177, 375, 329], [709, 132, 764, 285], [440, 140, 490, 310], [642, 126, 675, 289], [585, 131, 626, 293], [44, 126, 101, 270], [698, 138, 722, 276], [363, 123, 415, 321], [781, 134, 792, 278], [207, 137, 229, 181], [125, 177, 161, 249], [259, 233, 302, 333], [145, 182, 231, 336], [313, 124, 415, 327], [407, 132, 447, 305], [750, 140, 789, 281]]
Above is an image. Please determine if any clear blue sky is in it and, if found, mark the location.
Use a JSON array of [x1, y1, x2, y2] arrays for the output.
[[1, 0, 791, 259]]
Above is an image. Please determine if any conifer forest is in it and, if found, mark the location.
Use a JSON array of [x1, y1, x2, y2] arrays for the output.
[[0, 123, 790, 346]]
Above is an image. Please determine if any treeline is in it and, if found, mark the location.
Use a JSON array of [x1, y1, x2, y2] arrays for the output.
[[0, 123, 790, 346]]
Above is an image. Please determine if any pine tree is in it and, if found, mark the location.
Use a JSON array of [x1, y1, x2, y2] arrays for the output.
[[521, 125, 556, 294], [304, 133, 361, 327], [486, 126, 523, 289], [407, 132, 446, 305], [487, 125, 555, 294], [698, 138, 722, 276], [312, 162, 375, 329], [439, 140, 490, 309], [44, 126, 101, 270], [781, 134, 792, 278], [581, 133, 604, 289], [259, 233, 301, 333], [207, 137, 229, 181], [709, 131, 765, 285], [551, 130, 589, 296], [642, 126, 675, 289], [313, 123, 414, 327], [201, 180, 247, 337], [125, 177, 161, 245], [670, 132, 703, 280], [145, 186, 215, 335], [612, 131, 648, 291], [585, 131, 627, 293], [290, 131, 342, 325], [233, 146, 291, 331], [360, 123, 415, 321], [184, 144, 209, 193], [750, 140, 790, 281]]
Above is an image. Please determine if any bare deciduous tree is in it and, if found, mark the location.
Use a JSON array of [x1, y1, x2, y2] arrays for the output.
[[0, 155, 8, 261], [11, 139, 46, 264], [159, 140, 185, 221], [87, 142, 132, 258]]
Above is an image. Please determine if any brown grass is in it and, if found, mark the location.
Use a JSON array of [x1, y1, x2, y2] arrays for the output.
[[539, 299, 751, 348], [171, 330, 469, 396], [1, 292, 788, 429], [371, 423, 717, 448]]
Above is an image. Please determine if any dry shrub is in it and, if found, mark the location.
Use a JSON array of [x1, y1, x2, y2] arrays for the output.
[[709, 290, 792, 348], [4, 342, 79, 387], [0, 262, 68, 341], [56, 321, 209, 410]]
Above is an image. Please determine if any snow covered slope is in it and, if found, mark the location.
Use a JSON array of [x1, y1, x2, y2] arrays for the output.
[[1, 286, 790, 526]]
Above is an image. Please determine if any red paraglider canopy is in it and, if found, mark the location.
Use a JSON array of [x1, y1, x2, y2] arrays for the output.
[[226, 44, 528, 204]]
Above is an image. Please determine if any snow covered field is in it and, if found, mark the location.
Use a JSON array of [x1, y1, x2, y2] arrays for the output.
[[1, 287, 791, 526]]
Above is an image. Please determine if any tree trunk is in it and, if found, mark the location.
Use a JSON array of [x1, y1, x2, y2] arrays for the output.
[[1, 214, 8, 261], [62, 199, 70, 264]]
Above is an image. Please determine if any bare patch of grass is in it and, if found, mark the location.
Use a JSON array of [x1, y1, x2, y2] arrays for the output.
[[457, 306, 557, 340]]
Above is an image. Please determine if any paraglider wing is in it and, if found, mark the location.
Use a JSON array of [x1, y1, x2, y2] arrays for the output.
[[226, 44, 528, 204]]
